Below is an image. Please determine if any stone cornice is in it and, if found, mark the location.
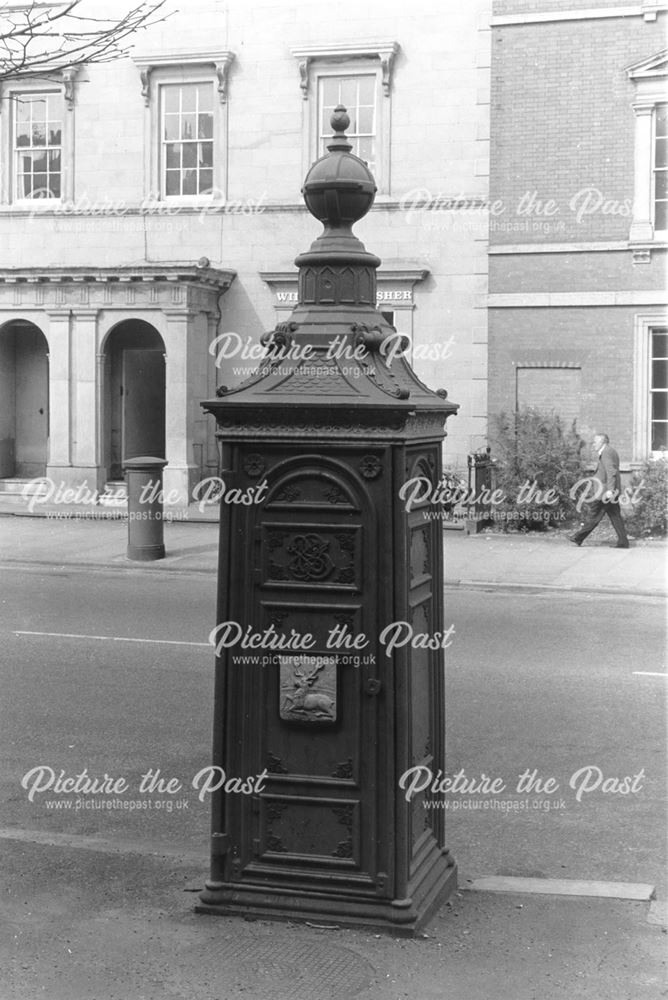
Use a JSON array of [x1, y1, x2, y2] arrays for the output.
[[376, 267, 430, 284], [488, 241, 667, 253], [491, 4, 667, 26], [0, 264, 236, 290], [260, 267, 429, 284], [290, 40, 399, 58], [0, 64, 81, 111], [131, 50, 235, 105], [0, 197, 442, 218], [290, 40, 400, 98], [487, 291, 667, 307], [626, 48, 668, 79], [0, 265, 236, 310]]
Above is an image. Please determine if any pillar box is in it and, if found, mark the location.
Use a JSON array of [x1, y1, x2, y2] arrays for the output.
[[123, 456, 168, 561], [198, 106, 458, 933]]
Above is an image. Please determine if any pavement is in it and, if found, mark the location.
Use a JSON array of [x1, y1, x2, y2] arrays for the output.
[[1, 505, 667, 999], [0, 501, 665, 596]]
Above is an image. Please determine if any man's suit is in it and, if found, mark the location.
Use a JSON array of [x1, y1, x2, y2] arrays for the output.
[[572, 444, 629, 546]]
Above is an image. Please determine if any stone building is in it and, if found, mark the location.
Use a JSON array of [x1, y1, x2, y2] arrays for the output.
[[0, 0, 491, 503], [488, 0, 667, 468]]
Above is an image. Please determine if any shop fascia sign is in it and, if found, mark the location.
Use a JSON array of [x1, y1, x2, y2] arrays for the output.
[[274, 288, 413, 304]]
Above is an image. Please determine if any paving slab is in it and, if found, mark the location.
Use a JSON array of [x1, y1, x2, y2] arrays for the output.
[[467, 876, 656, 901], [2, 836, 666, 1000], [1, 513, 666, 595]]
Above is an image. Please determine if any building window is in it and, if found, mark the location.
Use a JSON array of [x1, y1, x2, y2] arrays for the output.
[[653, 103, 667, 234], [650, 327, 668, 451], [633, 314, 668, 459], [161, 83, 214, 197], [0, 70, 77, 206], [291, 41, 399, 196], [627, 51, 668, 245], [318, 74, 376, 170], [14, 91, 62, 200], [132, 51, 234, 203]]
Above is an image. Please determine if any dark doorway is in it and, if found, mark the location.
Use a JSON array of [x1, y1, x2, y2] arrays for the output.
[[103, 321, 166, 480], [0, 321, 49, 478]]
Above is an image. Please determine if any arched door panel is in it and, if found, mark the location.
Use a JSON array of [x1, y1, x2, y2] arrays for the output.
[[0, 322, 49, 478]]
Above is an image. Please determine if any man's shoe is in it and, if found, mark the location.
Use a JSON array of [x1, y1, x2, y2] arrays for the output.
[[569, 535, 582, 546], [615, 542, 629, 549]]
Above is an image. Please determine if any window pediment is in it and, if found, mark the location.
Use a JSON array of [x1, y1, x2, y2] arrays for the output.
[[290, 41, 400, 98], [627, 49, 668, 81], [0, 65, 80, 112], [132, 50, 235, 105]]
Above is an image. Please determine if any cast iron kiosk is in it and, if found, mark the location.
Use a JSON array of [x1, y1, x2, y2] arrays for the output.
[[198, 106, 458, 933]]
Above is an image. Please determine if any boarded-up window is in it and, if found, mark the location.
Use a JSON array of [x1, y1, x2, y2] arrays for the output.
[[516, 367, 581, 424]]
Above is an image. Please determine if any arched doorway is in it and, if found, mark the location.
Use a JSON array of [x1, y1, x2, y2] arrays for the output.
[[0, 320, 49, 479], [103, 320, 166, 481]]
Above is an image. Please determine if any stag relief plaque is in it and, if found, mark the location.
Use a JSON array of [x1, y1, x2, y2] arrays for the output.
[[279, 654, 337, 724]]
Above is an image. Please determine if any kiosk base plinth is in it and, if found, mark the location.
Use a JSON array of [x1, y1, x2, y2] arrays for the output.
[[196, 857, 457, 937]]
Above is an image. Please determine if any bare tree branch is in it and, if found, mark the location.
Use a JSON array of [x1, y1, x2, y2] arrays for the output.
[[0, 1, 171, 83]]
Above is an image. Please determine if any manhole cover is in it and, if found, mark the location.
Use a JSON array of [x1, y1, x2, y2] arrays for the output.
[[183, 931, 375, 1000]]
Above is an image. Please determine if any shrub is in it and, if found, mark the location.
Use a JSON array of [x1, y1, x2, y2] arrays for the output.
[[488, 407, 587, 530], [624, 458, 668, 538], [439, 468, 468, 512]]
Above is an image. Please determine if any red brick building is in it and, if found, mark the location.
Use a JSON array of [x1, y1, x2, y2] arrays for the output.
[[489, 0, 667, 467]]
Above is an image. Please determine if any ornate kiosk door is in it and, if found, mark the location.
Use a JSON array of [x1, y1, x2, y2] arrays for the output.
[[218, 453, 390, 905]]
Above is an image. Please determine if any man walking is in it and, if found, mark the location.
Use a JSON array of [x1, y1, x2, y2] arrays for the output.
[[570, 434, 629, 548]]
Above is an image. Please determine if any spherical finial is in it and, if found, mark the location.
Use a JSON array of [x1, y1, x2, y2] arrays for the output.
[[301, 104, 376, 228], [331, 105, 350, 134]]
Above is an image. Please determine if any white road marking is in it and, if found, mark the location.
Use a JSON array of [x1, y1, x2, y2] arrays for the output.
[[0, 827, 203, 863], [632, 671, 668, 677], [466, 876, 655, 901], [14, 630, 210, 647]]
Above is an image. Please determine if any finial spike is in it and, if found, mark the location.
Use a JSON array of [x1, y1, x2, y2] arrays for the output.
[[327, 104, 352, 152]]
